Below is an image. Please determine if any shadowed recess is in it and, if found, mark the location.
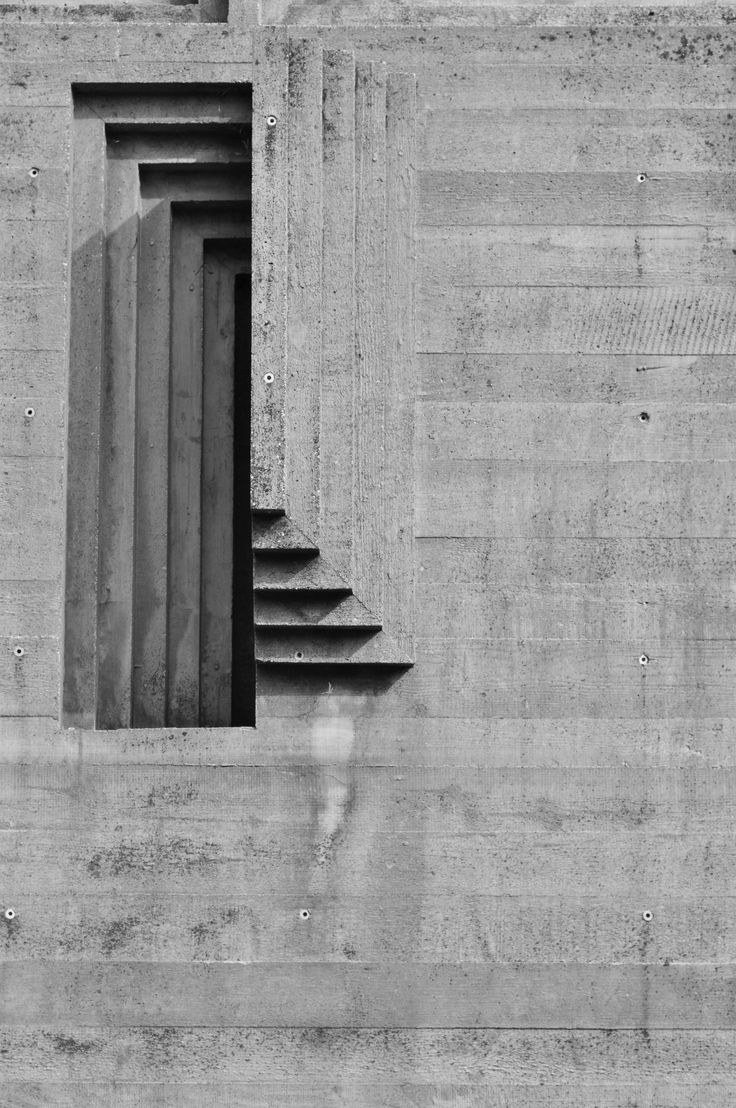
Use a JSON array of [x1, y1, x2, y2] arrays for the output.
[[63, 88, 253, 729]]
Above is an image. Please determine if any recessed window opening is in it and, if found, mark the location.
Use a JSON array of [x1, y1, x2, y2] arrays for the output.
[[63, 87, 254, 729]]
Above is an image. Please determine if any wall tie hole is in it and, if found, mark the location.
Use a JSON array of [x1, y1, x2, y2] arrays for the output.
[[637, 173, 648, 183], [299, 909, 310, 920], [28, 167, 39, 178], [263, 372, 274, 384], [294, 650, 304, 661], [639, 654, 649, 666], [638, 411, 650, 423], [4, 908, 16, 921], [642, 910, 653, 922], [24, 407, 35, 419], [13, 646, 25, 658], [266, 115, 277, 127]]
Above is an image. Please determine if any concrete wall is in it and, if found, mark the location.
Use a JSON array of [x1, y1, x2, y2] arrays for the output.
[[1, 1, 735, 1103]]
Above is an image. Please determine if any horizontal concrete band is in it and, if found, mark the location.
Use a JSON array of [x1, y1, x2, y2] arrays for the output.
[[0, 962, 733, 1027]]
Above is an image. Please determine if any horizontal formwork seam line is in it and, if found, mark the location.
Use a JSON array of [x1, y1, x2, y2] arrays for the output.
[[105, 832, 734, 838], [4, 891, 735, 898], [416, 535, 736, 540], [417, 352, 736, 358], [413, 533, 736, 539], [89, 758, 736, 764], [7, 960, 735, 966], [430, 283, 736, 290], [417, 635, 736, 641], [418, 224, 736, 230], [0, 759, 594, 767], [424, 281, 736, 288], [14, 1025, 736, 1032], [418, 174, 736, 179], [420, 109, 736, 115], [417, 223, 736, 229]]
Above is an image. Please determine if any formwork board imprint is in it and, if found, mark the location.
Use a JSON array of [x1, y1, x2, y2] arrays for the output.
[[1, 891, 735, 965], [2, 827, 736, 897]]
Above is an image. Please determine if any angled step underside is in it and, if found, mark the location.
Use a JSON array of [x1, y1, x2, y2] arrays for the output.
[[252, 511, 411, 667], [252, 513, 319, 555]]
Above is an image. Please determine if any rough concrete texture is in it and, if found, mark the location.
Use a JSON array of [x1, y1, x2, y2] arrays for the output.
[[2, 2, 736, 1103]]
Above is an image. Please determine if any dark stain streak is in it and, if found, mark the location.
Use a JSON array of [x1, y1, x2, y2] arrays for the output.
[[322, 80, 339, 159], [86, 837, 222, 878], [191, 905, 241, 947], [314, 778, 358, 866], [616, 798, 657, 828], [146, 782, 198, 808], [2, 912, 18, 948], [288, 38, 308, 108], [99, 915, 141, 955], [633, 234, 643, 280], [140, 1026, 180, 1066], [51, 1033, 97, 1056]]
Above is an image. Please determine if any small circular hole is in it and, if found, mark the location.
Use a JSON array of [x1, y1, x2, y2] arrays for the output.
[[24, 407, 35, 419], [642, 910, 653, 922], [295, 650, 304, 661], [28, 167, 39, 178], [637, 173, 647, 183], [263, 373, 274, 384], [13, 646, 25, 658], [638, 411, 650, 423], [266, 115, 277, 127], [300, 909, 310, 920], [4, 908, 16, 921], [639, 654, 649, 666]]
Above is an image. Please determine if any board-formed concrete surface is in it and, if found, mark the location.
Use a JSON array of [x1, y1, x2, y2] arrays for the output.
[[2, 1, 736, 1103]]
